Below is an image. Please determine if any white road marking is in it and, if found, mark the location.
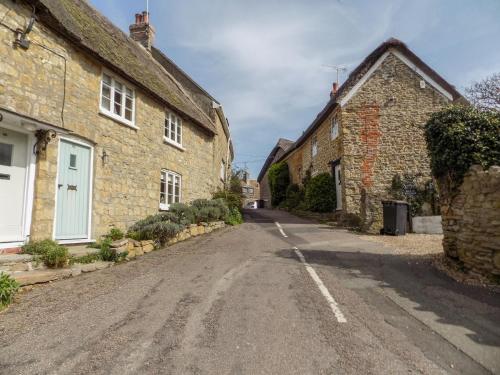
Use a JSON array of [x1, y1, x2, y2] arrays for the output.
[[293, 246, 347, 323], [274, 221, 288, 238]]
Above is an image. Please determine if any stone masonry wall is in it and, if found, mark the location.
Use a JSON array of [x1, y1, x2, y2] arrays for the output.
[[0, 2, 230, 240], [440, 165, 500, 279], [340, 53, 449, 232]]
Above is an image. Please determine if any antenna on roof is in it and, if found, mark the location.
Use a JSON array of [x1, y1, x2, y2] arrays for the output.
[[322, 64, 347, 85]]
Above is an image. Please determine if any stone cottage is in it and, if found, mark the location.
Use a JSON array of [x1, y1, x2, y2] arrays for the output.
[[259, 38, 464, 231], [0, 0, 233, 249], [257, 138, 293, 208]]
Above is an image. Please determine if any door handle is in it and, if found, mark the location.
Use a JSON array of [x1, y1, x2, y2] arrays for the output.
[[67, 184, 77, 191], [58, 184, 63, 189]]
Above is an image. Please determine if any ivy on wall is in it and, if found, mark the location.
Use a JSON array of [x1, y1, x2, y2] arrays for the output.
[[268, 162, 290, 207]]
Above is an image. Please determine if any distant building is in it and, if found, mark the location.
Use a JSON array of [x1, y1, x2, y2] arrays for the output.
[[259, 38, 464, 231], [241, 177, 260, 208], [257, 139, 294, 208]]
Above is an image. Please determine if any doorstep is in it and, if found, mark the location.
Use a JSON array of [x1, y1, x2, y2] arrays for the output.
[[0, 247, 22, 255]]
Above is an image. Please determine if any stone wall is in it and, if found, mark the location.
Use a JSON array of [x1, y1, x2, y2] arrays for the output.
[[0, 2, 231, 240], [441, 165, 500, 279], [341, 54, 449, 232], [279, 53, 450, 231]]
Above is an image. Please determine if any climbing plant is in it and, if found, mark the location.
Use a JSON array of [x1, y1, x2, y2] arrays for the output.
[[268, 162, 290, 207]]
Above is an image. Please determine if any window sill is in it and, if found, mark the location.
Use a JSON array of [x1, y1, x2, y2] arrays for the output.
[[159, 204, 170, 211], [99, 110, 138, 130], [163, 137, 185, 151]]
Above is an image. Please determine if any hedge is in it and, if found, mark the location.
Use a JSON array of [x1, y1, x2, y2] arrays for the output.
[[268, 162, 290, 207], [305, 173, 336, 212], [425, 105, 500, 191]]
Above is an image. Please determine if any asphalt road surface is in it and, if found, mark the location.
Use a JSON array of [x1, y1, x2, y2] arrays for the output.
[[1, 209, 499, 374]]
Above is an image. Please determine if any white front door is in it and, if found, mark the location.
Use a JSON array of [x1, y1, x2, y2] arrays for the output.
[[0, 128, 28, 243], [334, 164, 342, 210]]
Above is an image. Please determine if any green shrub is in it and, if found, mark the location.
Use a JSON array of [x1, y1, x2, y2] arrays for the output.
[[226, 207, 243, 225], [70, 253, 101, 265], [284, 184, 304, 209], [22, 239, 59, 255], [268, 162, 290, 207], [106, 228, 124, 241], [22, 239, 69, 268], [169, 203, 198, 225], [212, 190, 242, 212], [425, 105, 500, 192], [305, 173, 336, 212], [42, 245, 69, 268], [0, 273, 19, 309]]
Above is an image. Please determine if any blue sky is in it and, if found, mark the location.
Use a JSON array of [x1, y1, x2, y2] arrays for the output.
[[90, 0, 500, 178]]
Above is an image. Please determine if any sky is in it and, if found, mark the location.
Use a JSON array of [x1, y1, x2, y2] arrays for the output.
[[89, 0, 500, 179]]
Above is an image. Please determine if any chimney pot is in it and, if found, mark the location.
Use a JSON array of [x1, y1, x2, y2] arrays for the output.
[[129, 10, 155, 50]]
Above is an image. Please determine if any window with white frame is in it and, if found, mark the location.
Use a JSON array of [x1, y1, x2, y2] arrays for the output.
[[160, 170, 181, 210], [311, 136, 318, 157], [100, 73, 135, 126], [220, 160, 226, 181], [164, 112, 182, 147], [331, 116, 339, 140]]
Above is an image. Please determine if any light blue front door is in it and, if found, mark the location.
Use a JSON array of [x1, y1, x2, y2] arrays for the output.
[[55, 140, 91, 240]]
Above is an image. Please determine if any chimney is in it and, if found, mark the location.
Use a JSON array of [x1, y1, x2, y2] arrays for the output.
[[129, 11, 156, 50], [330, 82, 338, 98]]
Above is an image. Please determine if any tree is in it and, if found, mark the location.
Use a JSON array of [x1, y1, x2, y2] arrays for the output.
[[465, 73, 500, 111]]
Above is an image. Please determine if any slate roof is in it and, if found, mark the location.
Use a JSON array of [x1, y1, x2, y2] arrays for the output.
[[32, 0, 216, 134], [277, 38, 464, 162], [257, 138, 294, 182]]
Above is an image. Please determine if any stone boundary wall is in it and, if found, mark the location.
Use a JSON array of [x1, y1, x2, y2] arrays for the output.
[[441, 165, 500, 278]]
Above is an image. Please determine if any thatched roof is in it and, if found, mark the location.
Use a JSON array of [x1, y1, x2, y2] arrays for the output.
[[257, 138, 294, 182], [32, 0, 216, 134]]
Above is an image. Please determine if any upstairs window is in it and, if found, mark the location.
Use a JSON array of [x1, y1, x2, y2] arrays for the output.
[[331, 117, 339, 140], [160, 170, 181, 210], [164, 112, 183, 148], [311, 136, 318, 157], [100, 73, 135, 127]]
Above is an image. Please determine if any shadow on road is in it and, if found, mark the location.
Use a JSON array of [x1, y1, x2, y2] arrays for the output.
[[276, 248, 500, 348]]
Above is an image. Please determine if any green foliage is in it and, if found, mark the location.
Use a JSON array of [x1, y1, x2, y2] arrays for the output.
[[169, 203, 198, 226], [97, 237, 126, 262], [284, 184, 305, 209], [70, 253, 101, 265], [42, 245, 69, 268], [389, 174, 440, 217], [22, 239, 69, 268], [22, 239, 59, 255], [105, 228, 124, 241], [268, 162, 290, 207], [226, 207, 243, 225], [305, 173, 336, 212], [425, 105, 500, 191], [212, 190, 242, 212], [0, 273, 19, 309]]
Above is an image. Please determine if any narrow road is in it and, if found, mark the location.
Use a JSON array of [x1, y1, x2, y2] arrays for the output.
[[1, 209, 499, 374]]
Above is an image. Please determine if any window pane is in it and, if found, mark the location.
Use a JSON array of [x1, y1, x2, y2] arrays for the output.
[[125, 108, 132, 121], [69, 154, 77, 169], [164, 118, 169, 138], [170, 119, 176, 141], [103, 74, 112, 85], [101, 84, 111, 110], [176, 122, 182, 144], [174, 176, 180, 202], [0, 143, 13, 166], [114, 90, 122, 115]]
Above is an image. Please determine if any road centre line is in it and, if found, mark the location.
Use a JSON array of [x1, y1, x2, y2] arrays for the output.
[[274, 221, 288, 238], [274, 222, 346, 323]]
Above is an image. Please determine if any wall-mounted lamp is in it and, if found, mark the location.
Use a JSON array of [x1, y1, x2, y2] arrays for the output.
[[13, 6, 36, 50], [101, 149, 109, 165]]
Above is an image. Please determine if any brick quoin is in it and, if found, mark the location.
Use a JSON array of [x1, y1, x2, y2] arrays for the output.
[[358, 104, 381, 188]]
